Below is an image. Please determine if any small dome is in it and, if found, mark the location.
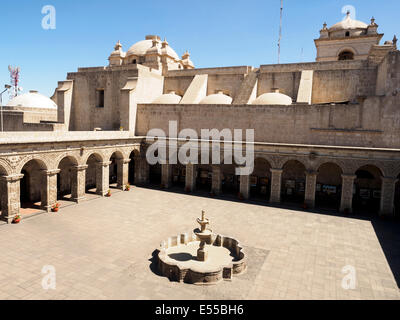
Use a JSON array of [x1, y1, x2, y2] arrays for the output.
[[152, 92, 182, 104], [199, 92, 232, 105], [329, 15, 368, 31], [252, 91, 292, 105], [7, 91, 57, 109]]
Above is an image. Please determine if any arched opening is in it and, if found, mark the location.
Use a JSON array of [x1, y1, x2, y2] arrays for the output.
[[316, 163, 343, 210], [20, 159, 48, 212], [338, 50, 354, 61], [353, 165, 382, 215], [132, 59, 137, 64], [395, 174, 400, 217], [250, 158, 271, 201], [221, 164, 240, 197], [109, 151, 124, 189], [345, 31, 350, 37], [172, 163, 186, 188], [128, 151, 139, 185], [57, 156, 78, 201], [281, 160, 306, 205], [196, 164, 212, 192], [149, 163, 162, 185], [85, 153, 103, 194]]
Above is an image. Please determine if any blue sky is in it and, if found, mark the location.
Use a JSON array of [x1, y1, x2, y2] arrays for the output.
[[0, 0, 398, 100]]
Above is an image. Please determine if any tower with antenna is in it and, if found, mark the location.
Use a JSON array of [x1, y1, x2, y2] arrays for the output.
[[8, 65, 21, 99]]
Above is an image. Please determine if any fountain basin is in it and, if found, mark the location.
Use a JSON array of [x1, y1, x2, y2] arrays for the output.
[[157, 232, 247, 285]]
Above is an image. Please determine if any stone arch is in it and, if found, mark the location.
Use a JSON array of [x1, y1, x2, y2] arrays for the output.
[[316, 162, 343, 210], [128, 149, 142, 185], [57, 156, 79, 201], [0, 159, 12, 176], [276, 157, 308, 170], [83, 151, 104, 165], [250, 157, 272, 201], [85, 153, 105, 194], [19, 159, 49, 211], [353, 164, 383, 215], [336, 46, 357, 59], [281, 159, 306, 204], [109, 151, 125, 187]]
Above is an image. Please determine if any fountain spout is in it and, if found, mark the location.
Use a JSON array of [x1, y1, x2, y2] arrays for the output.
[[194, 210, 213, 262]]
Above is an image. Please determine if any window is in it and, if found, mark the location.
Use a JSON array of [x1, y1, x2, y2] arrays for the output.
[[345, 31, 350, 37], [338, 50, 354, 61], [96, 89, 104, 108], [132, 59, 137, 64]]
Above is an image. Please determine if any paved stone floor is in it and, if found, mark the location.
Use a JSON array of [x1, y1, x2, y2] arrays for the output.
[[0, 187, 399, 300]]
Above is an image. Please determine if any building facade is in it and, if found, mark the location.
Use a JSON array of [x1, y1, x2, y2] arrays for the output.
[[0, 15, 399, 223]]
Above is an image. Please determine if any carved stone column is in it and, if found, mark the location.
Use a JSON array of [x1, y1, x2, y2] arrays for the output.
[[211, 165, 222, 195], [41, 169, 60, 212], [96, 161, 111, 196], [117, 159, 131, 190], [240, 174, 250, 200], [0, 174, 24, 223], [161, 163, 173, 189], [270, 168, 283, 204], [71, 165, 88, 203], [185, 163, 196, 192], [305, 170, 317, 208], [340, 174, 356, 213], [380, 176, 398, 217]]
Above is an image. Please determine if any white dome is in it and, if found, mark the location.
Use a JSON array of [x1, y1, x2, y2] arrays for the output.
[[252, 92, 292, 105], [126, 38, 180, 60], [199, 93, 233, 105], [7, 91, 57, 110], [153, 93, 182, 104], [329, 15, 368, 31]]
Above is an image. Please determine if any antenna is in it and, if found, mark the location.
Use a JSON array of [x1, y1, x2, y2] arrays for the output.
[[8, 65, 21, 99], [278, 0, 283, 64]]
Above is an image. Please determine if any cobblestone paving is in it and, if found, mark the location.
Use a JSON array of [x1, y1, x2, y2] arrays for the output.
[[0, 187, 399, 300]]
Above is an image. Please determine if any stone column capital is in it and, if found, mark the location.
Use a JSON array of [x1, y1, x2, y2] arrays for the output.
[[305, 170, 318, 176], [116, 158, 131, 165], [72, 165, 88, 172], [341, 174, 357, 180], [97, 161, 112, 167], [382, 176, 399, 184], [270, 168, 283, 174], [41, 169, 61, 176], [0, 174, 24, 182]]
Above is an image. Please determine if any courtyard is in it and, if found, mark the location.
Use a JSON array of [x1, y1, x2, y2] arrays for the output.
[[0, 186, 399, 300]]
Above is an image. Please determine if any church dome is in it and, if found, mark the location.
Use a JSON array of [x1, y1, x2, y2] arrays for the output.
[[126, 35, 180, 60], [329, 15, 368, 31], [199, 92, 232, 105], [252, 91, 292, 105], [152, 92, 182, 104], [7, 91, 57, 110]]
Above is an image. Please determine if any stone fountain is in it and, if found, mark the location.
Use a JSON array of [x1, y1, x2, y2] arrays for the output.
[[157, 210, 247, 285]]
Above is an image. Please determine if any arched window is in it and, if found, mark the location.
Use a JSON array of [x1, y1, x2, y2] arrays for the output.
[[338, 50, 354, 61]]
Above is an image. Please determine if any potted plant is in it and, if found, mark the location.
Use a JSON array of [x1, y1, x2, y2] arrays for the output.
[[125, 183, 131, 191], [13, 215, 21, 224], [209, 191, 216, 197], [302, 202, 308, 210], [106, 190, 112, 197], [52, 203, 60, 212], [185, 186, 191, 193], [238, 192, 244, 201]]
